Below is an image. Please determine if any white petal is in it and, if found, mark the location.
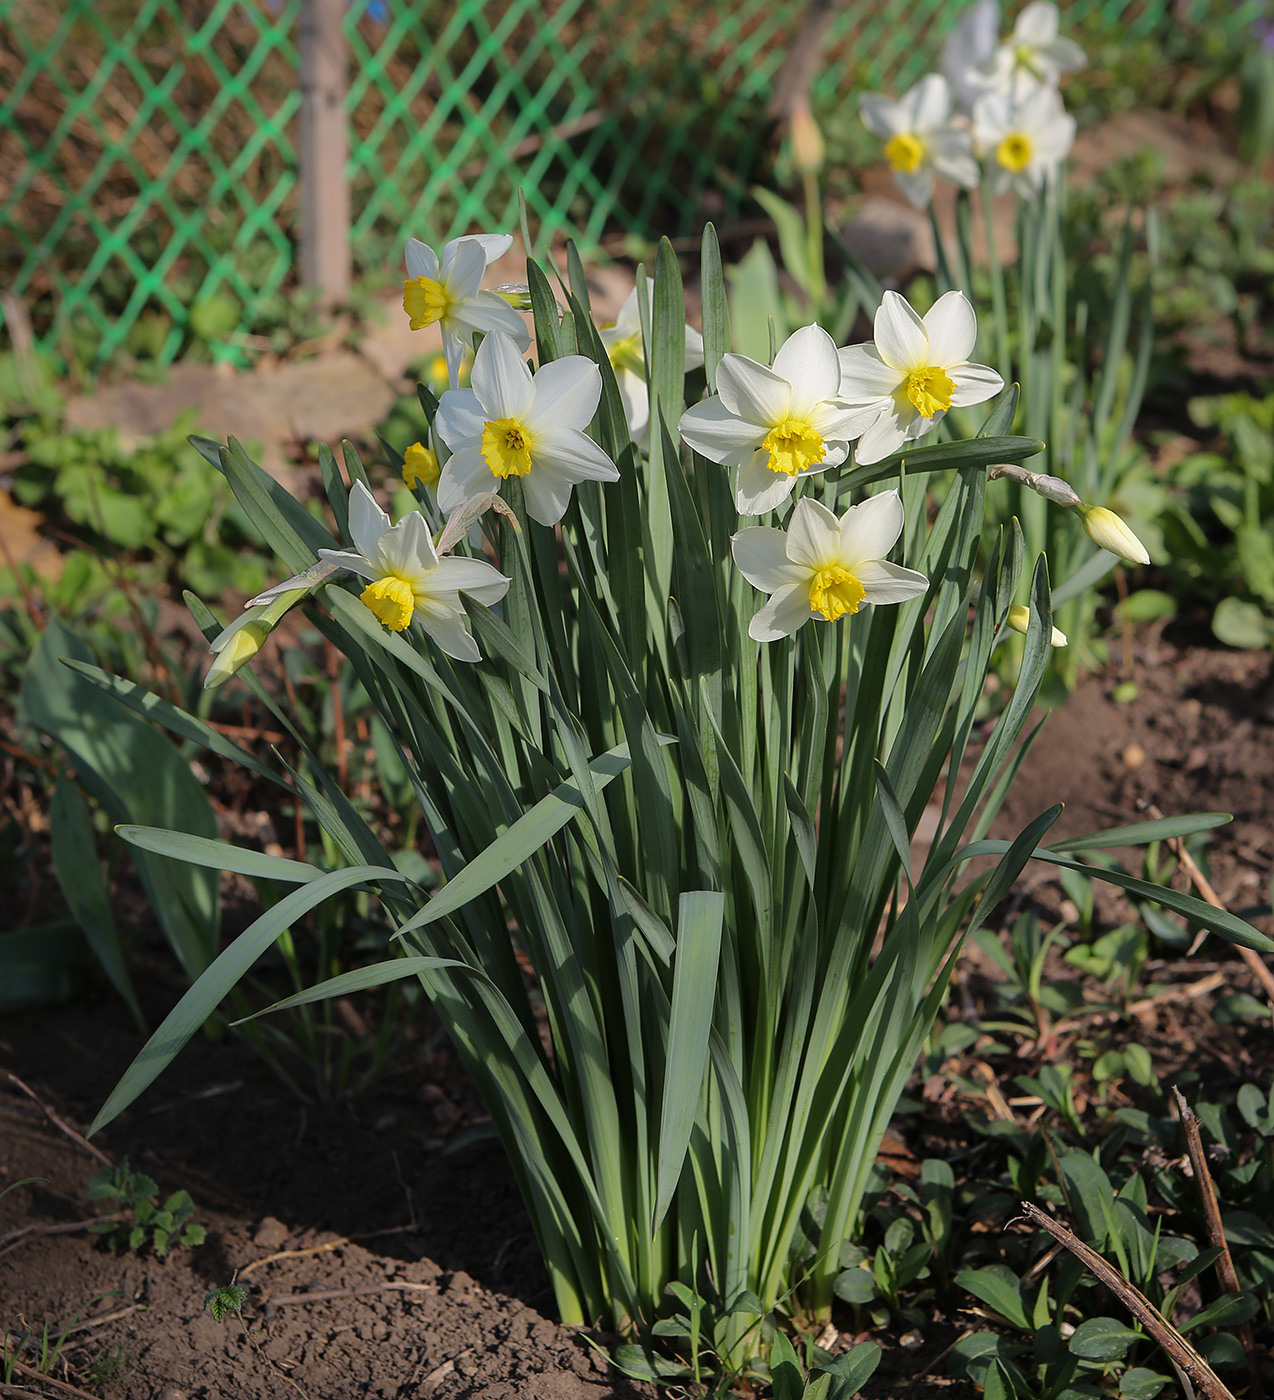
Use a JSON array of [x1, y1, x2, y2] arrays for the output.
[[949, 361, 1005, 407], [440, 238, 486, 299], [856, 558, 929, 605], [734, 456, 798, 516], [437, 445, 494, 514], [1014, 2, 1058, 45], [404, 238, 439, 281], [612, 284, 643, 335], [859, 92, 902, 138], [524, 356, 602, 433], [442, 327, 472, 388], [873, 292, 929, 371], [731, 527, 806, 592], [853, 407, 911, 466], [785, 497, 843, 569], [683, 323, 705, 371], [448, 292, 532, 348], [715, 354, 791, 425], [348, 481, 391, 558], [838, 489, 905, 567], [470, 330, 535, 419], [617, 368, 650, 444], [522, 470, 575, 526], [534, 428, 620, 484], [1038, 36, 1085, 73], [772, 324, 842, 413], [446, 232, 513, 269], [389, 510, 439, 576], [928, 129, 981, 188], [317, 547, 378, 582], [415, 599, 482, 662], [904, 73, 951, 132], [894, 167, 934, 209], [924, 291, 978, 367], [749, 583, 813, 642], [430, 555, 510, 605], [838, 344, 903, 401], [679, 398, 764, 467], [433, 387, 486, 450]]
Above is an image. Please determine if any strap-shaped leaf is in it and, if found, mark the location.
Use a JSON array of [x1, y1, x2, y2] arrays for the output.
[[88, 865, 416, 1136], [231, 955, 477, 1022], [653, 891, 725, 1231], [1048, 812, 1230, 853], [117, 826, 324, 884], [393, 739, 673, 937]]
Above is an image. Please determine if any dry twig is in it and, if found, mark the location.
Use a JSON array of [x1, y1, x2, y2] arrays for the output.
[[1016, 1202, 1237, 1400], [1172, 1086, 1264, 1400], [4, 1075, 112, 1168]]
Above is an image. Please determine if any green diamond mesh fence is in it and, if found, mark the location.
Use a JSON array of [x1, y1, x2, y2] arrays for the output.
[[0, 0, 1261, 369]]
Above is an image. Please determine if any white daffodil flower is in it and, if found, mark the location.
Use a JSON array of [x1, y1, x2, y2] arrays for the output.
[[433, 330, 620, 527], [860, 74, 980, 209], [678, 324, 868, 516], [731, 492, 928, 642], [940, 0, 1001, 113], [976, 1, 1085, 99], [317, 481, 509, 661], [597, 284, 705, 446], [837, 291, 1004, 465], [972, 84, 1076, 196], [403, 234, 531, 387]]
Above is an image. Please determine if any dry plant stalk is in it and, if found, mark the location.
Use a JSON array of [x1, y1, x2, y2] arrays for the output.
[[1172, 1086, 1264, 1400], [1018, 1202, 1237, 1400]]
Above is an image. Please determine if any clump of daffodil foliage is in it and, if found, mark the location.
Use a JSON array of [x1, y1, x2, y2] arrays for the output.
[[86, 48, 1268, 1388]]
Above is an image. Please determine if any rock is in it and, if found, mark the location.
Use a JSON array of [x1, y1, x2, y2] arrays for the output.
[[838, 195, 935, 281], [0, 489, 62, 579], [252, 1215, 289, 1249]]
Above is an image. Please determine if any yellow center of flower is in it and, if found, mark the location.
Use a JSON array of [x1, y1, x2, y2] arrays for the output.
[[761, 418, 825, 476], [482, 417, 534, 478], [361, 575, 416, 631], [996, 132, 1034, 173], [808, 566, 866, 621], [402, 441, 440, 490], [883, 131, 926, 175], [403, 276, 452, 331], [606, 333, 645, 377], [902, 366, 956, 419]]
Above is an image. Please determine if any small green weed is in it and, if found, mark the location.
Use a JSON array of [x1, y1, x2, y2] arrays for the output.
[[87, 1158, 206, 1257]]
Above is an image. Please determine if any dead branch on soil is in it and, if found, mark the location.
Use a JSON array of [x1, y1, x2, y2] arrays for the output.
[[0, 1213, 123, 1259], [3, 1076, 111, 1168], [1172, 1086, 1264, 1400], [261, 1281, 436, 1320], [1014, 1201, 1237, 1400], [0, 1354, 105, 1400]]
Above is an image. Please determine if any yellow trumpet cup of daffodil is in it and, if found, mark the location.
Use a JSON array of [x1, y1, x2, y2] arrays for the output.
[[317, 481, 509, 661], [402, 234, 530, 387], [678, 324, 869, 516], [731, 490, 929, 642], [433, 330, 620, 527], [837, 290, 1004, 465]]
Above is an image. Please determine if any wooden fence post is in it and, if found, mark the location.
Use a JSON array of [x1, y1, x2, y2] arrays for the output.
[[299, 0, 350, 302]]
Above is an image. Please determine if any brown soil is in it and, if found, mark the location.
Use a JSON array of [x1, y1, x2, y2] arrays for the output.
[[3, 636, 1274, 1400]]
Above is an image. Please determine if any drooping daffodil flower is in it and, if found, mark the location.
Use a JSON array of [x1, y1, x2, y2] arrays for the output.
[[971, 84, 1076, 196], [402, 440, 441, 511], [859, 74, 980, 209], [402, 234, 531, 387], [731, 491, 929, 642], [316, 481, 509, 661], [975, 1, 1085, 100], [678, 324, 868, 516], [433, 330, 620, 527], [597, 283, 705, 446], [837, 290, 1004, 465]]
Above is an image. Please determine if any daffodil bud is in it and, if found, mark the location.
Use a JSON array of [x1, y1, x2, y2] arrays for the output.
[[1007, 604, 1067, 648], [204, 590, 307, 689], [1081, 506, 1150, 566], [403, 441, 440, 491], [790, 100, 826, 177]]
